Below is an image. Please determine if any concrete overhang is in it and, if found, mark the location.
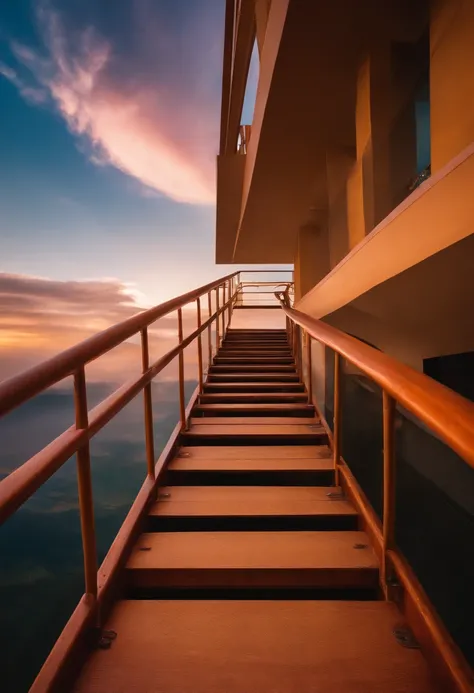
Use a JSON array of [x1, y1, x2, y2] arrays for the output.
[[218, 0, 428, 264], [295, 143, 474, 368]]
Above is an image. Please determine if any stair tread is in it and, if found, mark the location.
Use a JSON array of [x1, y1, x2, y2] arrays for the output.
[[175, 445, 331, 459], [149, 486, 356, 518], [74, 601, 437, 693], [196, 402, 312, 408], [190, 417, 320, 426], [199, 394, 308, 402], [126, 530, 378, 580], [204, 381, 304, 387], [183, 423, 325, 436]]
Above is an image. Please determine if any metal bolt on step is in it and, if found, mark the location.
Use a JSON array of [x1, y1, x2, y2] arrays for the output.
[[97, 630, 117, 650], [393, 626, 420, 649], [353, 543, 368, 549], [326, 491, 345, 500], [177, 451, 191, 458], [157, 492, 171, 499]]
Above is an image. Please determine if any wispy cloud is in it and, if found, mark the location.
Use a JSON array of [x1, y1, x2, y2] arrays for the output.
[[0, 1, 221, 204], [0, 272, 204, 382], [0, 61, 48, 104]]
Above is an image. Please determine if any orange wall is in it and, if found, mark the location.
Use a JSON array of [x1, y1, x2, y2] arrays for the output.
[[431, 0, 474, 171]]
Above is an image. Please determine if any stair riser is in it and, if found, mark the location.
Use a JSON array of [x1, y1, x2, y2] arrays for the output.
[[126, 568, 378, 591]]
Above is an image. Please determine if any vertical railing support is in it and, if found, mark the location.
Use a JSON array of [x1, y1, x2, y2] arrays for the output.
[[221, 283, 226, 340], [333, 352, 342, 486], [74, 367, 98, 599], [382, 391, 396, 599], [177, 308, 186, 430], [141, 327, 155, 478], [207, 291, 213, 368], [306, 331, 313, 404], [227, 278, 232, 328], [196, 297, 203, 393], [215, 288, 220, 351], [295, 326, 302, 381]]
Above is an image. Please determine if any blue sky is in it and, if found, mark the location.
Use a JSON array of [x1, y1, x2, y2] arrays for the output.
[[0, 0, 231, 303], [0, 0, 273, 378]]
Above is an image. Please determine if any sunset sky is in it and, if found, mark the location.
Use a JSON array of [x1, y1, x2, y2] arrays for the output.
[[0, 0, 263, 379]]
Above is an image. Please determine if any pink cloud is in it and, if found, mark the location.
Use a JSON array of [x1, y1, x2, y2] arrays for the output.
[[2, 4, 218, 204]]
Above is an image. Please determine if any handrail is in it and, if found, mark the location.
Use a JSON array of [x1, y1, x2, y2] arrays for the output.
[[277, 290, 474, 692], [276, 294, 474, 471], [0, 272, 239, 418]]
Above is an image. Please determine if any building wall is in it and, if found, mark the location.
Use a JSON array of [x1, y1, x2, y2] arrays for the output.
[[430, 0, 474, 171]]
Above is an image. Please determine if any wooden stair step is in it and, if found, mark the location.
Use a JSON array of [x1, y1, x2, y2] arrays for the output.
[[126, 530, 378, 589], [147, 486, 357, 531], [207, 374, 301, 382], [203, 382, 306, 392], [181, 423, 327, 446], [173, 445, 332, 459], [213, 357, 295, 364], [190, 417, 320, 426], [74, 601, 437, 693], [165, 449, 333, 485], [209, 365, 297, 373], [199, 392, 308, 403], [223, 340, 289, 345], [222, 345, 290, 351], [193, 403, 314, 416]]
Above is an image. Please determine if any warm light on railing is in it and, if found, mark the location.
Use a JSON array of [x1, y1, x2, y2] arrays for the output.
[[0, 268, 293, 670], [276, 288, 474, 693]]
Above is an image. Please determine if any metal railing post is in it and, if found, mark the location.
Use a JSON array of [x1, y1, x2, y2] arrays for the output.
[[382, 391, 396, 598], [221, 283, 226, 339], [196, 297, 203, 393], [74, 368, 98, 599], [306, 331, 313, 404], [177, 308, 186, 430], [141, 328, 155, 478], [215, 288, 220, 351], [207, 291, 213, 367], [227, 278, 232, 328], [333, 352, 342, 486]]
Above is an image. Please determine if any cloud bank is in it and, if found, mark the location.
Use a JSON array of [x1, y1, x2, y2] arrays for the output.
[[0, 1, 222, 204], [0, 272, 204, 382]]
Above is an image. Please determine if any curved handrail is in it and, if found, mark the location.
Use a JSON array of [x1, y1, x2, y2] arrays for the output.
[[0, 272, 238, 417], [276, 292, 474, 470]]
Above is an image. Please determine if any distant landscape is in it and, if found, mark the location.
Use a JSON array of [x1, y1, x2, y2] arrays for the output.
[[0, 379, 197, 692]]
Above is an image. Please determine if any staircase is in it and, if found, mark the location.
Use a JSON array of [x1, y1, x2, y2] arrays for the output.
[[74, 328, 438, 692]]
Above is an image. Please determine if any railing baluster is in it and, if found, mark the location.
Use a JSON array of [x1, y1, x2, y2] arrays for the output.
[[215, 287, 220, 351], [382, 391, 396, 598], [333, 352, 342, 486], [140, 328, 155, 478], [306, 331, 313, 404], [74, 368, 98, 598], [221, 283, 226, 339], [177, 308, 186, 430], [196, 297, 203, 393], [227, 278, 232, 328], [207, 291, 213, 368]]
